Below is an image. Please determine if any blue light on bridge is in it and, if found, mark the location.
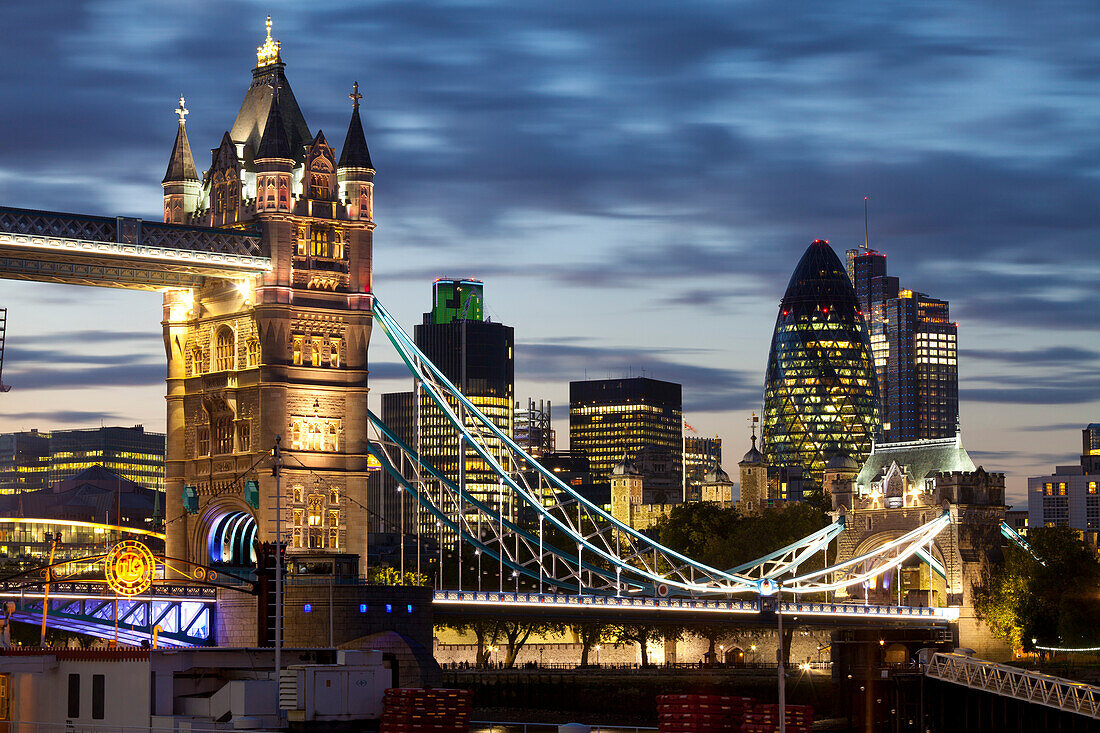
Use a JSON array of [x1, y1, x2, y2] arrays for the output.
[[360, 603, 367, 613], [407, 604, 413, 613], [385, 604, 393, 613], [304, 603, 312, 613]]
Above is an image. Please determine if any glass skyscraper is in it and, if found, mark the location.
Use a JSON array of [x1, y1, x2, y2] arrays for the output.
[[763, 240, 881, 494]]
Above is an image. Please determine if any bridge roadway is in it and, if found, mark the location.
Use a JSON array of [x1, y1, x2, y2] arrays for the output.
[[432, 590, 958, 627], [0, 205, 270, 290]]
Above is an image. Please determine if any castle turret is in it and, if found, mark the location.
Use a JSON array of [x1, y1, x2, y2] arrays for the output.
[[162, 96, 200, 224], [610, 455, 644, 526], [338, 81, 375, 223], [254, 89, 294, 213], [738, 429, 767, 516]]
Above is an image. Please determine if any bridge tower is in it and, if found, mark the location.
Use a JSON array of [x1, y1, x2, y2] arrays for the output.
[[161, 20, 374, 567]]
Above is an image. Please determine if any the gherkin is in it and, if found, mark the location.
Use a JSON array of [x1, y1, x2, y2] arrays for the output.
[[762, 240, 881, 494]]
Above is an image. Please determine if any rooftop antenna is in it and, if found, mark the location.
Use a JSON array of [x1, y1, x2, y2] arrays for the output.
[[0, 308, 10, 392], [862, 196, 870, 251]]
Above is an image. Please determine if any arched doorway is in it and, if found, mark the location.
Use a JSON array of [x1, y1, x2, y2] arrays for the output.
[[725, 647, 745, 667], [206, 510, 257, 566]]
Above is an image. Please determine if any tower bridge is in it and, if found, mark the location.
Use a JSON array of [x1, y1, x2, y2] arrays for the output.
[[0, 21, 1024, 661]]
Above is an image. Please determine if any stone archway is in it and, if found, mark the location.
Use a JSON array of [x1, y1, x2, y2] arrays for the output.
[[189, 498, 258, 567], [725, 647, 745, 667], [846, 530, 948, 606]]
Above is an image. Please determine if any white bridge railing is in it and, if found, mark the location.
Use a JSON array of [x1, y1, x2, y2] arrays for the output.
[[435, 591, 959, 622], [925, 652, 1100, 719]]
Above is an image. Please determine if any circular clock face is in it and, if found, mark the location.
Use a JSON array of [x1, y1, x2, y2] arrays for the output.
[[104, 540, 156, 597]]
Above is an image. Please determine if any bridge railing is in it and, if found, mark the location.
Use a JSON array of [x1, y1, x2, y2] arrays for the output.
[[925, 652, 1100, 719], [433, 590, 959, 622], [0, 206, 262, 257]]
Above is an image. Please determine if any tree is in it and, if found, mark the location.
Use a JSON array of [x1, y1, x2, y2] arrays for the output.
[[694, 622, 731, 664], [573, 621, 612, 666], [655, 502, 830, 572], [367, 564, 430, 586], [974, 526, 1100, 650], [498, 619, 561, 668], [437, 618, 502, 668], [609, 622, 684, 666]]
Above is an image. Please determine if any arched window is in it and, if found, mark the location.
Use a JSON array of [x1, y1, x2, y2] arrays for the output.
[[190, 346, 204, 377], [292, 486, 303, 503], [215, 327, 234, 372], [324, 423, 338, 452], [213, 414, 233, 455], [307, 423, 323, 451], [246, 339, 260, 368], [290, 419, 302, 450]]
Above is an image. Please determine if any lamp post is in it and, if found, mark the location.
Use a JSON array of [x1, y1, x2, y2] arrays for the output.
[[595, 644, 601, 666], [777, 582, 786, 733], [475, 549, 481, 591]]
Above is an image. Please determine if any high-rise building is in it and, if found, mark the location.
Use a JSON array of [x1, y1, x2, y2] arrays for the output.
[[569, 377, 682, 492], [48, 425, 166, 493], [0, 430, 49, 494], [846, 246, 959, 442], [684, 436, 721, 500], [0, 426, 165, 495], [763, 240, 880, 494], [1028, 424, 1100, 544], [380, 279, 514, 525]]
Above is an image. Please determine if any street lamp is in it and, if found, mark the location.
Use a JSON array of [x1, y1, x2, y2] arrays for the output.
[[512, 569, 519, 594], [595, 644, 601, 666], [475, 549, 481, 591], [719, 644, 725, 666]]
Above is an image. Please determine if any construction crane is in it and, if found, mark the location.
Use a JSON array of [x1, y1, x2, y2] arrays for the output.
[[0, 308, 11, 392]]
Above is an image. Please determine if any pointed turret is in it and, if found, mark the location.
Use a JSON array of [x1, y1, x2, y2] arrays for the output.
[[162, 96, 201, 223], [256, 89, 293, 161], [338, 82, 374, 170], [255, 90, 294, 213], [337, 81, 375, 222]]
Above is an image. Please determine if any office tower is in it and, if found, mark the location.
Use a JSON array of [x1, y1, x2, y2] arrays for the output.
[[1028, 423, 1100, 544], [684, 436, 721, 500], [48, 425, 165, 492], [0, 430, 49, 494], [380, 279, 514, 528], [847, 245, 959, 442], [763, 240, 880, 495], [569, 377, 683, 493]]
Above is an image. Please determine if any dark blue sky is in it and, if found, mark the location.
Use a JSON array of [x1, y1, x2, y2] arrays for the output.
[[1, 1, 1097, 505]]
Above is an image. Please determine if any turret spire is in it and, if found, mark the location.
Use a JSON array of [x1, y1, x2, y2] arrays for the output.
[[338, 81, 374, 170], [162, 96, 198, 183]]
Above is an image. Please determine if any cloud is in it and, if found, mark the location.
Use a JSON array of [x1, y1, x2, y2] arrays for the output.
[[961, 347, 1100, 364], [0, 410, 125, 424], [9, 364, 163, 390]]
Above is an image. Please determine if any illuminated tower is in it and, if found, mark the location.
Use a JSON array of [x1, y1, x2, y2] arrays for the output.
[[762, 240, 880, 495], [161, 20, 375, 566]]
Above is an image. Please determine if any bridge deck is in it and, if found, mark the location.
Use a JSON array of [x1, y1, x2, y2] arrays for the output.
[[0, 206, 270, 289], [433, 590, 958, 625]]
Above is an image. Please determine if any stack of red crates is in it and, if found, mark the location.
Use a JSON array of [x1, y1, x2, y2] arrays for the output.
[[741, 703, 814, 733], [381, 688, 473, 733], [655, 694, 755, 732]]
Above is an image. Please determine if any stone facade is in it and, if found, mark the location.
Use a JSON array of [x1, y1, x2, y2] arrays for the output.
[[161, 26, 374, 568]]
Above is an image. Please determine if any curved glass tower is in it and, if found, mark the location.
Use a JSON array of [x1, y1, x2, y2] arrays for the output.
[[763, 240, 881, 494]]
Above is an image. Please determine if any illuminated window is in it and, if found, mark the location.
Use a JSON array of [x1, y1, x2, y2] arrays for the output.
[[328, 510, 339, 528], [324, 423, 338, 452], [310, 337, 321, 367], [329, 488, 339, 504], [1058, 483, 1067, 496], [290, 420, 301, 450], [332, 229, 344, 260], [292, 336, 303, 366], [307, 423, 323, 451], [236, 421, 250, 453], [246, 339, 260, 368], [329, 338, 341, 368], [292, 486, 303, 503], [296, 226, 311, 256], [214, 327, 234, 372], [213, 415, 233, 455], [293, 509, 303, 527], [328, 527, 338, 548], [292, 528, 302, 548], [190, 346, 204, 377], [196, 427, 210, 457], [1090, 482, 1098, 495], [310, 228, 329, 257]]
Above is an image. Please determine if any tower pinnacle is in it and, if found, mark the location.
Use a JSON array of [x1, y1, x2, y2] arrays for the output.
[[257, 15, 282, 68], [350, 81, 362, 110], [175, 96, 189, 125]]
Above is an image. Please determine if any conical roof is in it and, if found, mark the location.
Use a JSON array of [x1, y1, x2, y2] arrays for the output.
[[256, 89, 293, 160], [162, 120, 198, 183], [339, 105, 374, 169], [230, 63, 311, 163], [740, 435, 764, 465]]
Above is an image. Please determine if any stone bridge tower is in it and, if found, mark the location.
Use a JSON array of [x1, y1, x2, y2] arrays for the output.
[[829, 439, 1011, 659], [160, 20, 375, 567]]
